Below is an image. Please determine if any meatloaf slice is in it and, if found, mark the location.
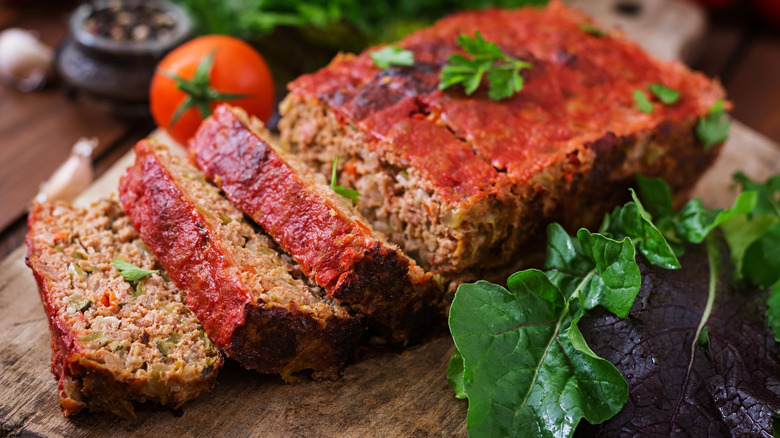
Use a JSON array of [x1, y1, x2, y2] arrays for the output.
[[279, 0, 725, 279], [189, 105, 444, 344], [119, 139, 360, 380], [25, 200, 222, 419]]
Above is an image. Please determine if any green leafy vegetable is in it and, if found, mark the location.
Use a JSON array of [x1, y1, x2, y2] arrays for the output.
[[599, 189, 680, 269], [733, 171, 780, 217], [448, 195, 680, 437], [113, 259, 159, 282], [633, 89, 653, 114], [439, 31, 532, 101], [329, 157, 361, 203], [448, 272, 628, 437], [696, 99, 731, 149], [370, 45, 414, 69], [647, 83, 680, 105], [579, 22, 606, 37]]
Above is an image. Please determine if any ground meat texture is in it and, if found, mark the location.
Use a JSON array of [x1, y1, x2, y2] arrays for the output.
[[25, 200, 222, 420], [279, 0, 725, 286], [119, 140, 361, 380], [190, 105, 445, 344]]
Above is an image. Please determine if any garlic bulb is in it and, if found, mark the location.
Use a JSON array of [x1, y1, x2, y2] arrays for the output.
[[36, 138, 96, 203], [0, 28, 54, 92]]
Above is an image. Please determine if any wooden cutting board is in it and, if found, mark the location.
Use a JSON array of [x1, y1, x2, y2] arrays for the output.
[[3, 1, 780, 436]]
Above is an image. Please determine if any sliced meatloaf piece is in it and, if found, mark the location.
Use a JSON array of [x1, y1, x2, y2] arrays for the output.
[[279, 0, 726, 280], [25, 199, 222, 420], [189, 105, 444, 344], [119, 139, 361, 380]]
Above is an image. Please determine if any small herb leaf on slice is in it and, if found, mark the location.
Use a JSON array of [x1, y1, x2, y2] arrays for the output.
[[696, 99, 731, 149], [633, 89, 653, 114], [580, 21, 606, 37], [329, 157, 361, 203], [113, 258, 158, 282], [648, 83, 680, 105], [370, 45, 414, 69]]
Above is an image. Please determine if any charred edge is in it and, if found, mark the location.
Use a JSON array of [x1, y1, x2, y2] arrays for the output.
[[229, 304, 362, 380], [331, 243, 443, 344]]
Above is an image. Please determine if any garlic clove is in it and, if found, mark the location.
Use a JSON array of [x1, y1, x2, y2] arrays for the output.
[[36, 138, 97, 204], [0, 28, 54, 92]]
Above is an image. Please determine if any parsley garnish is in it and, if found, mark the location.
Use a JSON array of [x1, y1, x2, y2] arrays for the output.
[[439, 31, 532, 101], [580, 22, 606, 37], [633, 89, 653, 114], [370, 45, 414, 69], [696, 99, 730, 149], [648, 83, 680, 105], [330, 157, 360, 203], [113, 258, 158, 282]]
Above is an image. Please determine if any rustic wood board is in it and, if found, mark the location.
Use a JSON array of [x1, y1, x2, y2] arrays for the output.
[[1, 121, 778, 437]]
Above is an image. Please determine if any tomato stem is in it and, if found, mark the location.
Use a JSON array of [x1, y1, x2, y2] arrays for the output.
[[158, 50, 252, 127]]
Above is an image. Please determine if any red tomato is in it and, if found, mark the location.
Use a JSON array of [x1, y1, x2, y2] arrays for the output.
[[150, 35, 274, 145]]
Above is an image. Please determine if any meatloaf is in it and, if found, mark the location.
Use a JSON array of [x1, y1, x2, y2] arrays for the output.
[[119, 139, 361, 380], [279, 0, 726, 280], [25, 200, 222, 419], [189, 105, 443, 343]]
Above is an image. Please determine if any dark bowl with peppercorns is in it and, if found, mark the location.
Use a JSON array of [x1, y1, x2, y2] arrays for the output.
[[56, 0, 192, 116]]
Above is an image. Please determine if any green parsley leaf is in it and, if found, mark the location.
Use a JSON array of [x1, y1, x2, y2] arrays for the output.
[[113, 258, 158, 282], [329, 157, 361, 203], [370, 45, 414, 69], [648, 83, 680, 105], [580, 21, 606, 37], [633, 89, 653, 114], [439, 31, 531, 101], [696, 99, 731, 149]]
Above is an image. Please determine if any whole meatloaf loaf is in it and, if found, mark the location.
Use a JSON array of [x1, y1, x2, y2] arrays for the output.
[[25, 200, 222, 419], [119, 139, 361, 380], [279, 0, 726, 279], [189, 105, 443, 344]]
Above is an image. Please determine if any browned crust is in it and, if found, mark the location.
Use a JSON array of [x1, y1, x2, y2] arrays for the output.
[[119, 139, 362, 380], [190, 105, 445, 343]]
